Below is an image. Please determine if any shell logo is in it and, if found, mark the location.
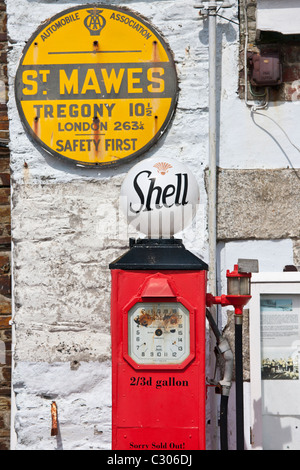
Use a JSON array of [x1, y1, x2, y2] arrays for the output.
[[153, 162, 173, 175]]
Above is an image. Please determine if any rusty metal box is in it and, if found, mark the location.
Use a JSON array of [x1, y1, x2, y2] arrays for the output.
[[248, 52, 282, 87]]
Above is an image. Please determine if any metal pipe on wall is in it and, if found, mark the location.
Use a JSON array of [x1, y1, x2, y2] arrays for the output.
[[196, 0, 234, 449], [208, 0, 217, 303], [207, 0, 218, 450], [206, 0, 234, 450]]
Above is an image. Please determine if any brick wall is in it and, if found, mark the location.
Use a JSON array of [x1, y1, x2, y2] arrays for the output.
[[239, 0, 300, 102], [0, 0, 11, 452]]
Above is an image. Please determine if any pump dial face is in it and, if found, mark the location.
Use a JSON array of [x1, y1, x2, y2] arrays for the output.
[[128, 302, 190, 365]]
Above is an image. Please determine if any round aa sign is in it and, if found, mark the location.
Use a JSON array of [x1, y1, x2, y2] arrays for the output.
[[120, 157, 200, 238], [15, 5, 178, 167]]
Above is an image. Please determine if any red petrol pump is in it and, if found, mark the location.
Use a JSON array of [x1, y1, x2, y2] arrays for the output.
[[110, 156, 252, 450], [110, 238, 208, 450]]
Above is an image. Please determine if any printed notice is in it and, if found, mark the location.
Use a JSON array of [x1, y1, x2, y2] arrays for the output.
[[261, 296, 300, 380]]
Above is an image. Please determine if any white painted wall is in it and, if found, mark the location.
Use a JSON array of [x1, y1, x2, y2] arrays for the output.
[[7, 0, 297, 450], [8, 0, 212, 450], [257, 0, 300, 35]]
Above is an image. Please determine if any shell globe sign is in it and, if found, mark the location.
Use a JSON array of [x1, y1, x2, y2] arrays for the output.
[[120, 156, 200, 238], [15, 5, 178, 166]]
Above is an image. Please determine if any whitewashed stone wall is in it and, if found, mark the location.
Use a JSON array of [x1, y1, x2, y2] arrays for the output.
[[7, 0, 212, 450], [7, 0, 299, 451]]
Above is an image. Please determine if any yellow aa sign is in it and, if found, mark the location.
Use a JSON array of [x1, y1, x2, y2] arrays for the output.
[[15, 5, 178, 167]]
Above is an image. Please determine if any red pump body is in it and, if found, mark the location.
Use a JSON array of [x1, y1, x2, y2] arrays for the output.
[[110, 239, 208, 450]]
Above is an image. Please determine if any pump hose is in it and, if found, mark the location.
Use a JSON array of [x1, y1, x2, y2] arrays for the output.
[[206, 308, 221, 341], [206, 309, 231, 451]]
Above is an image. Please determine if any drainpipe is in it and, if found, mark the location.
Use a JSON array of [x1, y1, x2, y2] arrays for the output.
[[206, 1, 219, 450], [208, 0, 217, 304], [195, 0, 234, 449], [206, 309, 233, 450]]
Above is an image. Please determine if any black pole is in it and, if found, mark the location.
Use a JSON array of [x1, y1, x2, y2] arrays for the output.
[[220, 395, 229, 450], [235, 315, 244, 450]]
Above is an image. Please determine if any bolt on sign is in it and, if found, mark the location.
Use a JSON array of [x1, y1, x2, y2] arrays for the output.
[[15, 5, 178, 167]]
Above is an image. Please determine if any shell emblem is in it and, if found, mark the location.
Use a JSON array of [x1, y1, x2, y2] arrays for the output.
[[153, 162, 173, 175]]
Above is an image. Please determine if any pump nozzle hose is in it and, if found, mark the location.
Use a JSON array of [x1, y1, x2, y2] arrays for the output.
[[206, 309, 234, 450]]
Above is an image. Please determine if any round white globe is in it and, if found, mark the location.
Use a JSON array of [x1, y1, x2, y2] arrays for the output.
[[120, 156, 200, 238]]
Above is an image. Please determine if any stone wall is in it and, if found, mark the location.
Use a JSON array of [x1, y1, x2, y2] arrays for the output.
[[0, 0, 11, 451], [239, 0, 300, 102], [6, 0, 300, 451], [217, 168, 300, 244], [7, 0, 210, 450]]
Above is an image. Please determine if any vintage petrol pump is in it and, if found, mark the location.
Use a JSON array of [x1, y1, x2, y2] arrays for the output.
[[110, 238, 208, 450], [110, 156, 252, 450]]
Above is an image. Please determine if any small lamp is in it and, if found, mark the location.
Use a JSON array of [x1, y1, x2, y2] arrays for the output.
[[226, 265, 251, 315], [206, 264, 251, 315]]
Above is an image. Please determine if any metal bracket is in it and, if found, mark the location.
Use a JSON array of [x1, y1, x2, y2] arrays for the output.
[[194, 1, 233, 9], [194, 1, 234, 19]]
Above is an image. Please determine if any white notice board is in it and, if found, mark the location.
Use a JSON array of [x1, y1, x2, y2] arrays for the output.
[[249, 273, 300, 450]]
